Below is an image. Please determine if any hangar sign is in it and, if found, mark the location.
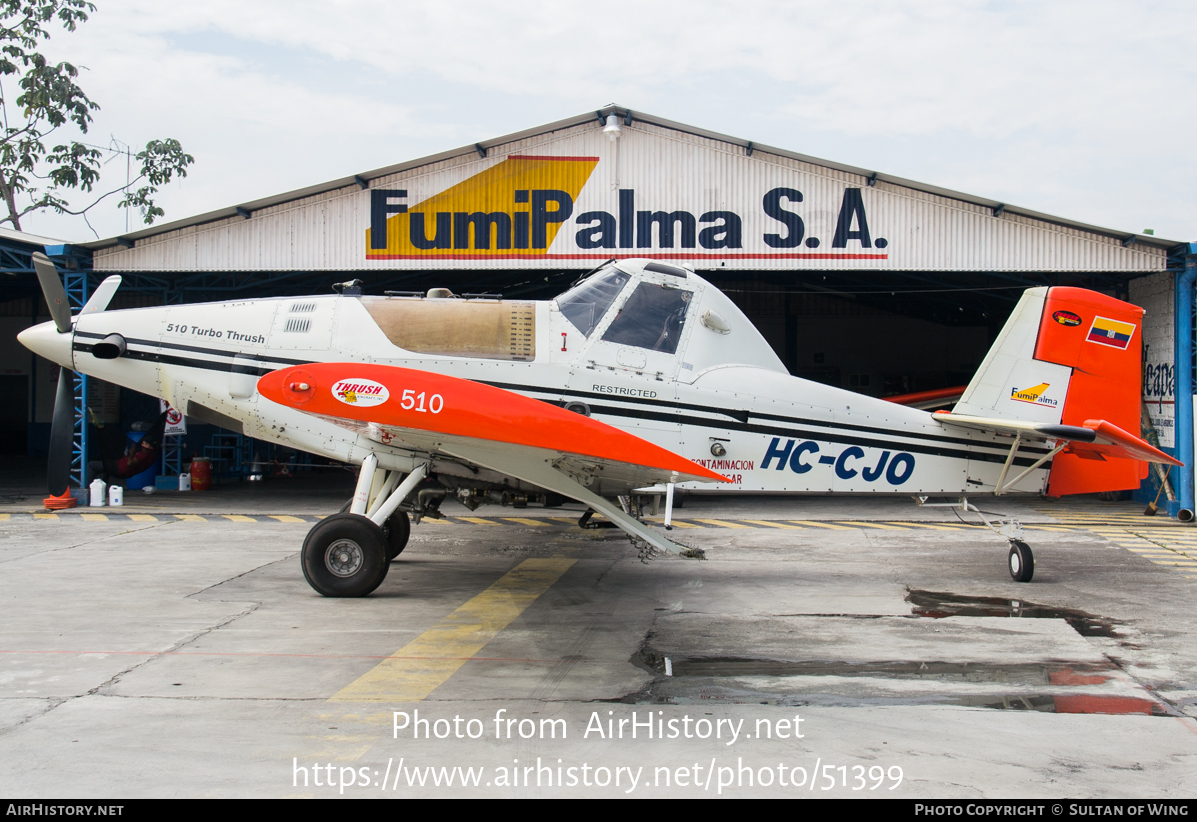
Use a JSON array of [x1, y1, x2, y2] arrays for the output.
[[365, 155, 886, 262]]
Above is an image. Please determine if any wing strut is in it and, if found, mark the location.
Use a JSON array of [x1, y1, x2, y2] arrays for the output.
[[994, 435, 1067, 496]]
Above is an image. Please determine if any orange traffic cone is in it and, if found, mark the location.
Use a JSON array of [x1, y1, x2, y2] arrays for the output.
[[43, 490, 77, 510]]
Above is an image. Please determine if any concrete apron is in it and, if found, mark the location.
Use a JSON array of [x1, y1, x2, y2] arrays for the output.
[[0, 513, 1195, 798]]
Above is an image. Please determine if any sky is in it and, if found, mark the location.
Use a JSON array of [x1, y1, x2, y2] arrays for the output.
[[12, 0, 1197, 243]]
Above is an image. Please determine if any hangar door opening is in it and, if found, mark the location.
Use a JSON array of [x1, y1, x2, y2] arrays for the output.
[[700, 269, 1134, 402]]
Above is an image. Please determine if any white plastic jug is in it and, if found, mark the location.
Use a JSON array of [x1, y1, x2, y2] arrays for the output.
[[178, 473, 191, 491], [108, 485, 123, 506], [89, 478, 107, 507]]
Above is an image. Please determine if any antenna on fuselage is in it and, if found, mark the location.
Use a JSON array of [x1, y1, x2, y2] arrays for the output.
[[568, 257, 616, 288]]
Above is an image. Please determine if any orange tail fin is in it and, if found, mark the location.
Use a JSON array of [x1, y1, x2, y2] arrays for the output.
[[1035, 288, 1148, 496]]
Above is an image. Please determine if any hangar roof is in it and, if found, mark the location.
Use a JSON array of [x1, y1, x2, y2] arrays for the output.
[[82, 105, 1177, 273]]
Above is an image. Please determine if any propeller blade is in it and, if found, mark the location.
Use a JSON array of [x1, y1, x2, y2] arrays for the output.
[[47, 368, 74, 497], [79, 275, 122, 316], [32, 252, 72, 334]]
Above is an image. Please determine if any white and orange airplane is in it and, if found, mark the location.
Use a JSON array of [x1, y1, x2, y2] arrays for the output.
[[19, 255, 1178, 595]]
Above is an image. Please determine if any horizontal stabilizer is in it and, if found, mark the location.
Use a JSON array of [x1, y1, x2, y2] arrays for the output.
[[933, 411, 1181, 466]]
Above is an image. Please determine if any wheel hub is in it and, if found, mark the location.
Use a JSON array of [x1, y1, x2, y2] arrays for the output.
[[325, 538, 364, 577]]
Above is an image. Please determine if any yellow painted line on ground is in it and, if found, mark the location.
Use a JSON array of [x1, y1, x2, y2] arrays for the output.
[[742, 519, 805, 530], [222, 515, 256, 522], [80, 513, 108, 521], [788, 520, 854, 530], [0, 514, 9, 520], [692, 518, 752, 529], [457, 517, 499, 525], [329, 557, 576, 703], [420, 517, 453, 525], [502, 517, 550, 527], [842, 521, 907, 530], [1058, 519, 1161, 524], [891, 522, 968, 531], [269, 515, 305, 523], [33, 513, 58, 520], [174, 514, 206, 522], [126, 514, 157, 522], [655, 519, 701, 529]]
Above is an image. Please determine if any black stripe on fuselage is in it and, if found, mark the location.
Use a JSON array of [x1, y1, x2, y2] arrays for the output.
[[476, 379, 1046, 455], [73, 331, 309, 367], [72, 338, 1046, 468], [73, 342, 280, 377], [474, 381, 1047, 467]]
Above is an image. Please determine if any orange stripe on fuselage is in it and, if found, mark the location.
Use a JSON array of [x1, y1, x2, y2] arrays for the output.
[[258, 363, 728, 483]]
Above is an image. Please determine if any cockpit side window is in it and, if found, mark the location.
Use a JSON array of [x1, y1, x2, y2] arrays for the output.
[[601, 283, 692, 355], [555, 268, 630, 337]]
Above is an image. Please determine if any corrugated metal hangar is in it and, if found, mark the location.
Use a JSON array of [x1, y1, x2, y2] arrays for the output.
[[2, 105, 1191, 513]]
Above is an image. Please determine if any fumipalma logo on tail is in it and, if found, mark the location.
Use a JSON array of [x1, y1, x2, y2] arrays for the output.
[[1010, 383, 1057, 407]]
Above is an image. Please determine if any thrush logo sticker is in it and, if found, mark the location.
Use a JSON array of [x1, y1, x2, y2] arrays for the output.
[[1053, 310, 1082, 327], [1010, 383, 1058, 407], [332, 379, 389, 407]]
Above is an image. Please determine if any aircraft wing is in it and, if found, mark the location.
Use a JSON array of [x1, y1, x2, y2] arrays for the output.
[[933, 411, 1182, 465], [884, 385, 966, 410], [257, 362, 729, 492]]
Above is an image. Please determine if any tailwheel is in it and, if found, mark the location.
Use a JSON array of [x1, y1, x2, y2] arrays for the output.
[[384, 510, 410, 561], [1008, 540, 1034, 583], [301, 513, 389, 597]]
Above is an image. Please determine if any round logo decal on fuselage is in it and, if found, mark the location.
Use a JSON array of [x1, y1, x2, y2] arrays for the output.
[[331, 378, 389, 407], [1053, 310, 1082, 327]]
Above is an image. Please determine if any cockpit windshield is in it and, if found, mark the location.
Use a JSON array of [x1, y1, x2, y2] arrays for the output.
[[601, 282, 691, 354], [555, 267, 630, 337]]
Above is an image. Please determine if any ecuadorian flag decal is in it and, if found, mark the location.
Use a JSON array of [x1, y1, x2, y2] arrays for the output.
[[1086, 316, 1136, 350]]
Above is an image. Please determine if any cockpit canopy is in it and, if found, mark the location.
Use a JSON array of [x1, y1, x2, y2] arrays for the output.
[[554, 259, 786, 378], [556, 265, 691, 355], [354, 258, 785, 377]]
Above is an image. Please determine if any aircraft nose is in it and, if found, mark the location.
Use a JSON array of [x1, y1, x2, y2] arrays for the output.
[[17, 320, 73, 368]]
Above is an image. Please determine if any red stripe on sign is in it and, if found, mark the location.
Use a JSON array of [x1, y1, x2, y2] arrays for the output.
[[364, 252, 891, 261]]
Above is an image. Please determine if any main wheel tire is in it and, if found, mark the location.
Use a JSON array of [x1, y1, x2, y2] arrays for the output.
[[1008, 540, 1034, 583], [301, 513, 389, 597], [384, 510, 411, 561]]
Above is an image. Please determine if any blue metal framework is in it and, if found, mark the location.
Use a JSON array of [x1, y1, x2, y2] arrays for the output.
[[1170, 242, 1197, 518], [53, 249, 93, 492]]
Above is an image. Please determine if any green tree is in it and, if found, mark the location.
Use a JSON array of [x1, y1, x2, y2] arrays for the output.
[[0, 0, 193, 233]]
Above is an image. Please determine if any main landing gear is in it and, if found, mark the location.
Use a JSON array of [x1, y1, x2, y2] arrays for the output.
[[915, 496, 1034, 583], [301, 456, 427, 598]]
